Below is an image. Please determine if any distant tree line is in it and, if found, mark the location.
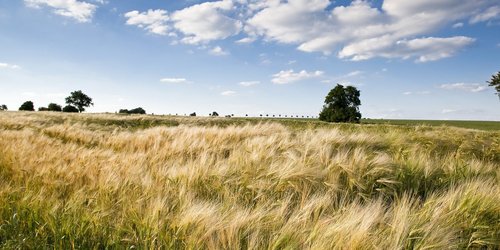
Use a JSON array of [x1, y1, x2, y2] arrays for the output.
[[119, 107, 146, 114], [17, 90, 93, 113]]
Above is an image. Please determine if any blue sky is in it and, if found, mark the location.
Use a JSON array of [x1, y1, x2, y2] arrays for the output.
[[0, 0, 499, 120]]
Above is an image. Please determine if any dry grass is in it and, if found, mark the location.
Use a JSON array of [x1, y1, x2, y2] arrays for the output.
[[0, 111, 499, 249]]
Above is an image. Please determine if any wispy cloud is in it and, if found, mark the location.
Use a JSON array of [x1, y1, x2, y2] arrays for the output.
[[439, 83, 488, 92], [271, 69, 323, 84], [403, 91, 431, 95], [160, 78, 189, 84], [0, 62, 21, 69], [239, 81, 260, 87], [220, 90, 236, 96], [209, 46, 229, 56]]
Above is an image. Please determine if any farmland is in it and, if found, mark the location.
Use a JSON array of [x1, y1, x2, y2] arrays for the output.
[[0, 112, 499, 249]]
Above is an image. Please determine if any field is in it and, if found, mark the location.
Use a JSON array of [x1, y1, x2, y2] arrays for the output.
[[0, 111, 499, 249]]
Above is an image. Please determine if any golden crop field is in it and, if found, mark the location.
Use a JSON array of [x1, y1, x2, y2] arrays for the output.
[[0, 111, 499, 249]]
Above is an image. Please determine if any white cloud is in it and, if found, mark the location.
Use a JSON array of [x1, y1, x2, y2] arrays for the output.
[[171, 0, 242, 44], [209, 46, 229, 56], [442, 109, 456, 114], [0, 63, 21, 69], [271, 69, 324, 84], [236, 37, 256, 44], [244, 0, 494, 61], [125, 9, 169, 35], [339, 36, 475, 62], [221, 90, 236, 96], [239, 81, 260, 87], [470, 6, 500, 24], [160, 78, 188, 84], [440, 83, 489, 92], [403, 91, 431, 95], [25, 0, 97, 23], [345, 70, 363, 77], [452, 22, 464, 28]]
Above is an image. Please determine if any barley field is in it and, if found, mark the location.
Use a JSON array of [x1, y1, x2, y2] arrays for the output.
[[0, 112, 499, 249]]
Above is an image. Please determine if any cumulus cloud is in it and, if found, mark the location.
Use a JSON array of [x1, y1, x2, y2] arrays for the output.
[[339, 36, 475, 62], [209, 46, 229, 56], [271, 69, 324, 84], [125, 9, 169, 35], [171, 0, 242, 44], [239, 81, 260, 87], [118, 0, 497, 62], [0, 63, 21, 69], [160, 78, 188, 84], [440, 83, 489, 92], [24, 0, 97, 23], [220, 90, 237, 96], [245, 0, 495, 61]]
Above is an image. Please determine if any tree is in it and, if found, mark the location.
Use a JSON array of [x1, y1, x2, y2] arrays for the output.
[[211, 111, 219, 117], [65, 90, 93, 113], [190, 112, 196, 116], [0, 104, 7, 111], [487, 71, 500, 99], [62, 105, 79, 113], [319, 84, 361, 123], [48, 103, 62, 112], [38, 107, 49, 111], [129, 107, 146, 114], [19, 101, 34, 111]]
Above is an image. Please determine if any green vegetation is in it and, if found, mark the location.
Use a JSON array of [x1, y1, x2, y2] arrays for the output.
[[363, 118, 500, 131], [319, 84, 361, 123], [18, 101, 34, 111], [0, 112, 499, 249], [488, 71, 500, 98], [65, 90, 93, 113]]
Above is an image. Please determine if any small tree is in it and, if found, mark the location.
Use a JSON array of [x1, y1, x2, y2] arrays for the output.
[[62, 105, 79, 113], [129, 107, 146, 114], [48, 103, 62, 112], [487, 71, 500, 99], [319, 84, 361, 123], [212, 111, 219, 117], [65, 90, 93, 113], [0, 104, 7, 111], [19, 101, 34, 111], [190, 112, 196, 116]]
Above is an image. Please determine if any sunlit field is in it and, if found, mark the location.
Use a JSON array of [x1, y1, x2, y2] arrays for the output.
[[0, 112, 499, 249]]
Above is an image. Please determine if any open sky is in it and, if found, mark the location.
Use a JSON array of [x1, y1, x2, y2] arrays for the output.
[[0, 0, 499, 120]]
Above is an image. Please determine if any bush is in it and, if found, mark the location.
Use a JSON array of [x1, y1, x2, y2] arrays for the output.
[[118, 108, 146, 114], [0, 104, 7, 111], [38, 107, 49, 111], [62, 105, 79, 113], [190, 112, 196, 117], [19, 101, 34, 111], [48, 103, 62, 112]]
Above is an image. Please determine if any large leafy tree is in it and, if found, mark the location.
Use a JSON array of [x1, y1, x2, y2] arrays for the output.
[[319, 84, 361, 123], [65, 90, 93, 113], [0, 104, 7, 111], [19, 101, 35, 111], [487, 71, 500, 99]]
